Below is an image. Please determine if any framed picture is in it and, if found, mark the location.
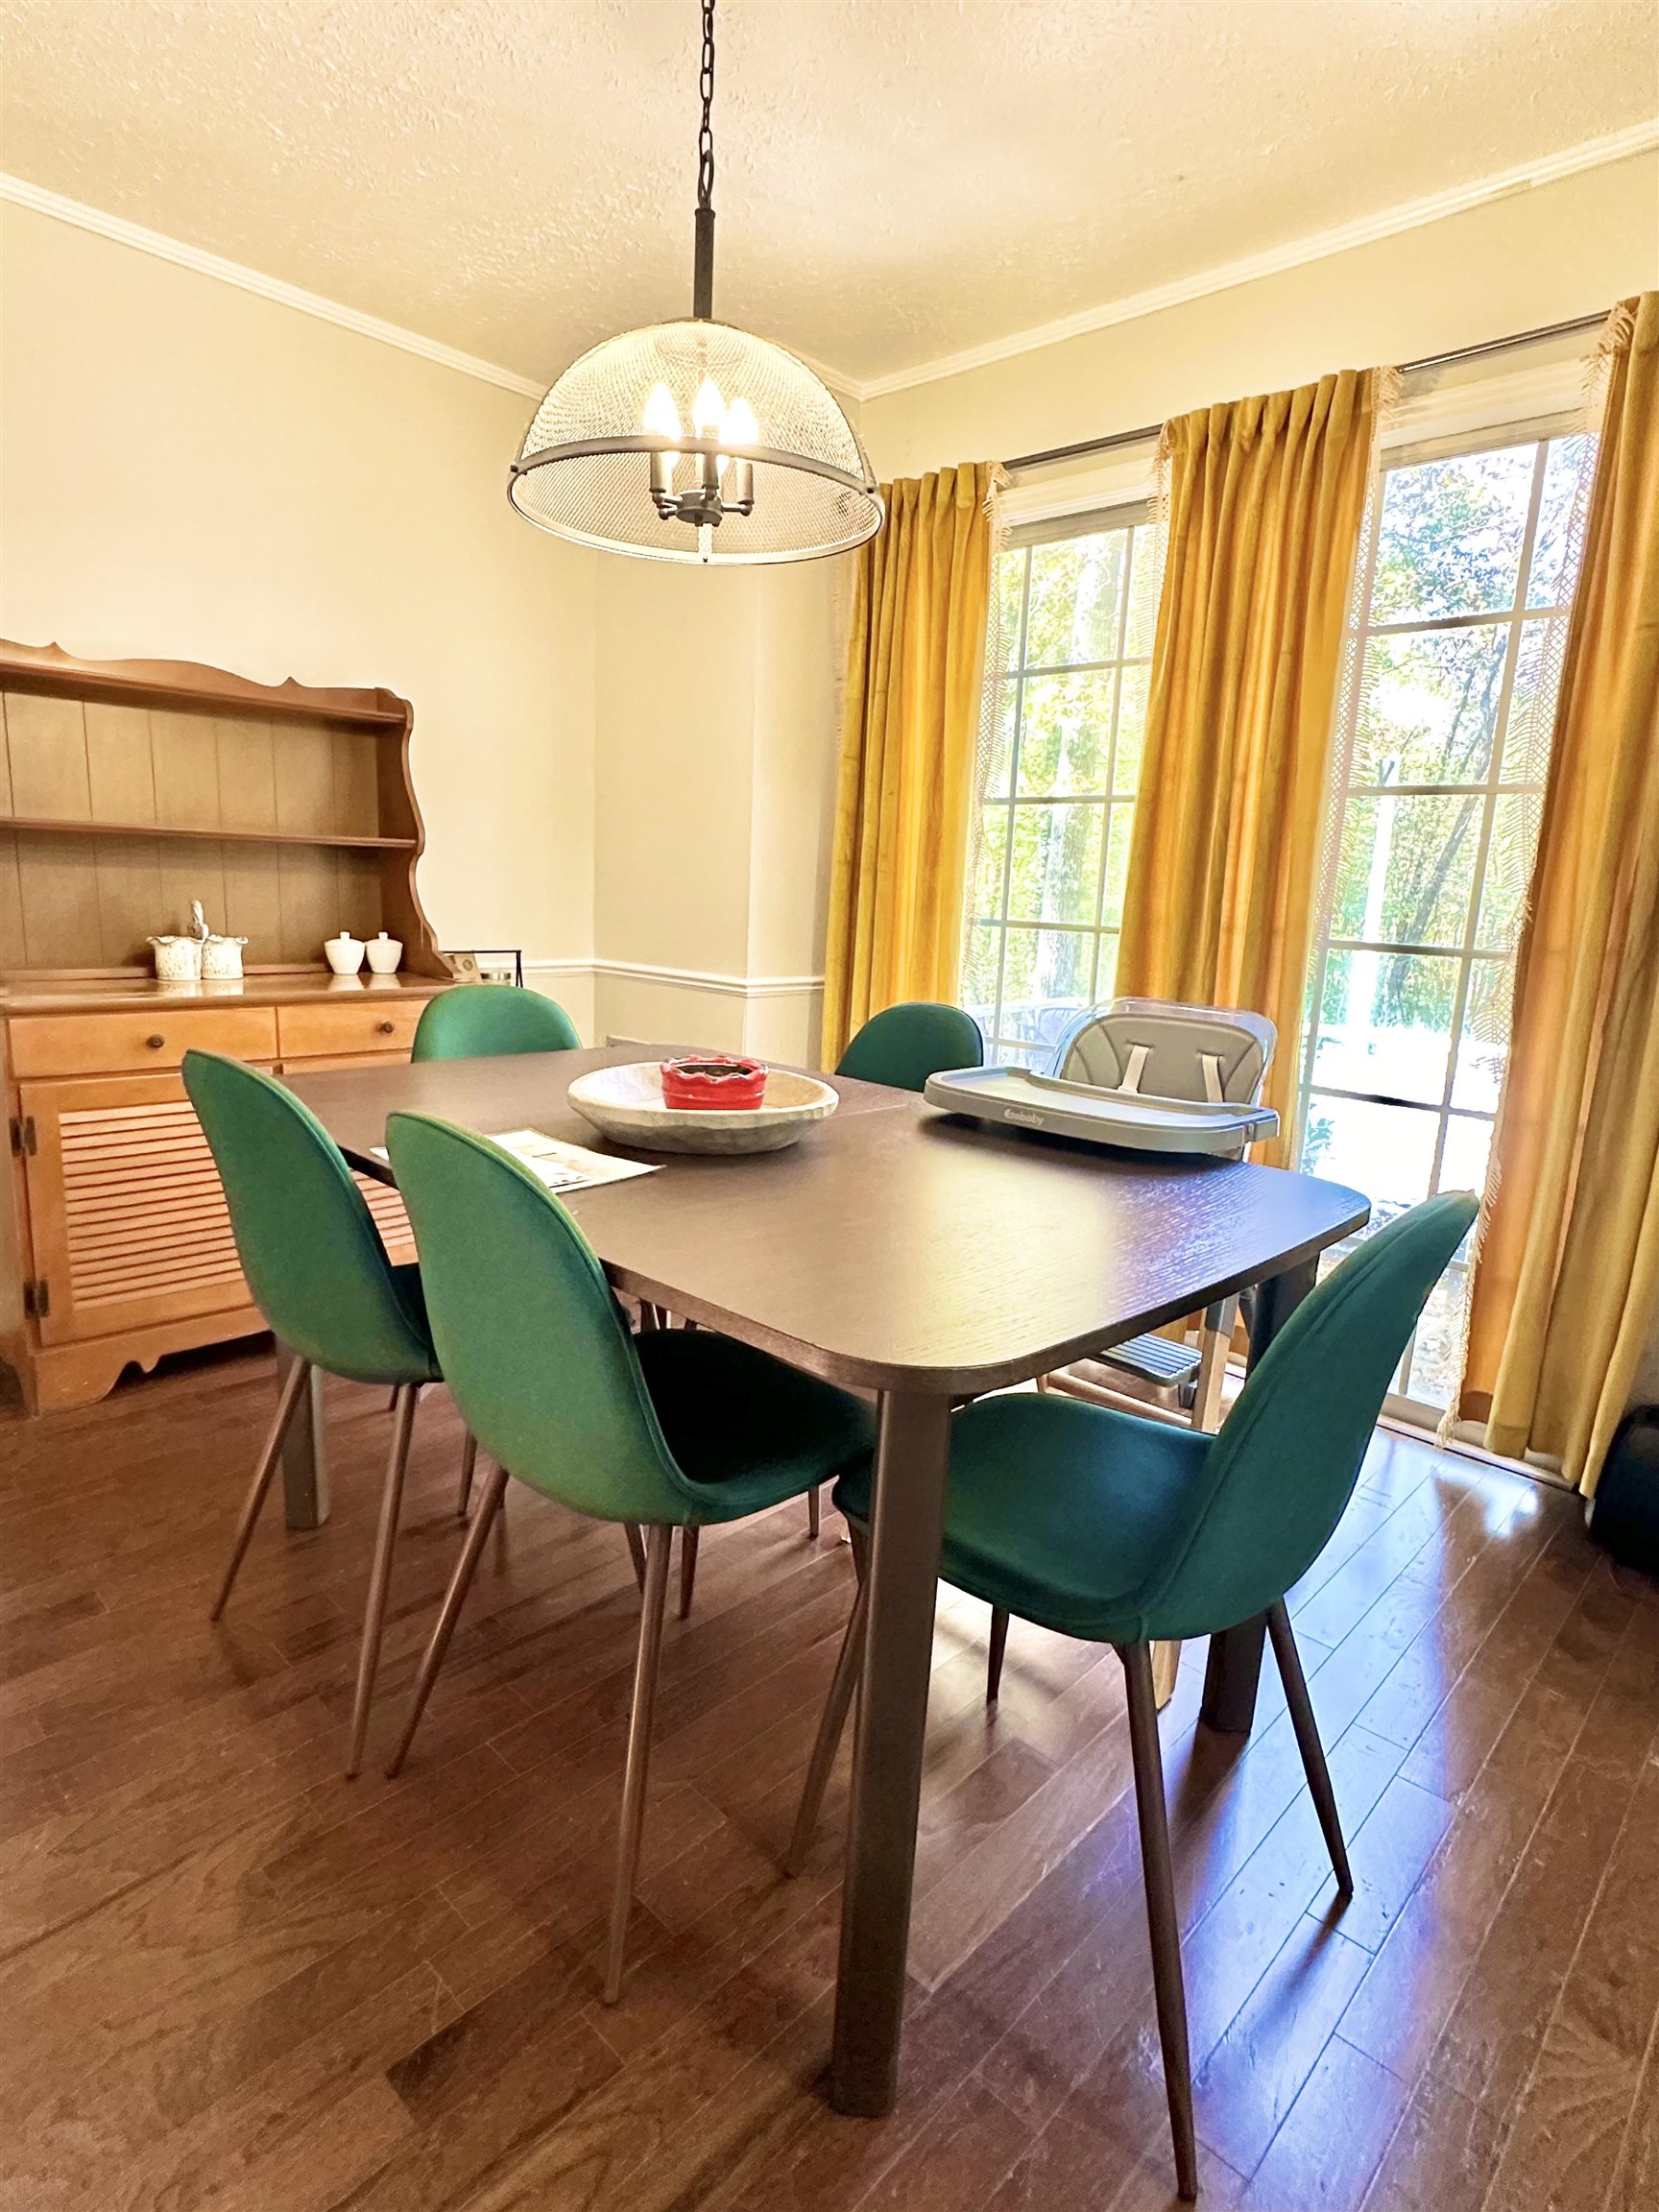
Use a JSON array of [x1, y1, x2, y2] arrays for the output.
[[442, 949, 524, 986]]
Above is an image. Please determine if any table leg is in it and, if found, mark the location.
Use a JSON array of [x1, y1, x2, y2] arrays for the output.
[[278, 1346, 331, 1531], [830, 1388, 952, 2117], [1199, 1256, 1319, 1735]]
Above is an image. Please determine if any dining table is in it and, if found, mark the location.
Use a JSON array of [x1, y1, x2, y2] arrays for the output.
[[281, 1039, 1370, 2118]]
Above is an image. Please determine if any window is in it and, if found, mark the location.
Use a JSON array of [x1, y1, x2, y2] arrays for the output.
[[962, 510, 1156, 1065], [1294, 427, 1594, 1416]]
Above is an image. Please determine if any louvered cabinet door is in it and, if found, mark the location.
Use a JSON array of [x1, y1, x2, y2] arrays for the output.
[[355, 1174, 416, 1267], [18, 1070, 417, 1347], [17, 1073, 262, 1346]]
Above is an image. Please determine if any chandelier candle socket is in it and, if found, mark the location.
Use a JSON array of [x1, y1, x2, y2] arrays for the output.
[[507, 0, 881, 565]]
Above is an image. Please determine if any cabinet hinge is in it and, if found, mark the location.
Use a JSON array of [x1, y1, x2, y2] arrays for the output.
[[9, 1115, 36, 1157], [22, 1278, 49, 1320]]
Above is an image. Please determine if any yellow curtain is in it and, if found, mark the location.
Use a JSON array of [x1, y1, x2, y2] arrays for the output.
[[820, 462, 999, 1068], [1461, 294, 1659, 1495], [1115, 372, 1383, 1163]]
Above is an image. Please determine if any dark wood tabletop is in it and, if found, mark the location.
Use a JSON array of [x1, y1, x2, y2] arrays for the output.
[[281, 1040, 1369, 2121], [285, 1043, 1369, 1396]]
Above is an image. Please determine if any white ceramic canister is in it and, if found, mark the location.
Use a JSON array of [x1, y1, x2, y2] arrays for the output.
[[324, 931, 366, 975], [149, 935, 203, 983], [365, 931, 403, 974]]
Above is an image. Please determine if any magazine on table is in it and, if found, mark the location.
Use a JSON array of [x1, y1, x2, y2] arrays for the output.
[[373, 1127, 658, 1193]]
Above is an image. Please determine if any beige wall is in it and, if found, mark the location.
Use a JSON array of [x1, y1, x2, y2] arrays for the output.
[[0, 200, 598, 1035], [8, 150, 1653, 1084], [590, 552, 848, 1063], [861, 152, 1659, 479]]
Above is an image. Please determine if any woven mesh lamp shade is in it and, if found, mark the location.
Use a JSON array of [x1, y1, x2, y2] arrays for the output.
[[509, 319, 882, 565]]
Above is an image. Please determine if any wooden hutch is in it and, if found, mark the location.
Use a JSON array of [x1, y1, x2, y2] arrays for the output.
[[0, 641, 456, 1413]]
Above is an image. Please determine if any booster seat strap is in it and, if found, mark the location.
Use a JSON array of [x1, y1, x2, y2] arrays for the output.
[[1200, 1052, 1225, 1102], [1118, 1042, 1151, 1094]]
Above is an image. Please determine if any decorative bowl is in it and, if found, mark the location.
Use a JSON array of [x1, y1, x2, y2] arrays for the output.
[[566, 1062, 838, 1155]]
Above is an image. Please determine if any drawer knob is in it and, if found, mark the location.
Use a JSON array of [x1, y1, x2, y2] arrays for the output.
[[146, 1033, 165, 1050], [376, 1020, 396, 1036]]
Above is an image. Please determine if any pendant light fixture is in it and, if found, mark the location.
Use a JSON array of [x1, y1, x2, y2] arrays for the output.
[[508, 0, 882, 565]]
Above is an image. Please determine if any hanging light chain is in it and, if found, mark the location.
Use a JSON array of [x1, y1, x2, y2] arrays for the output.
[[696, 0, 716, 214], [504, 0, 881, 563]]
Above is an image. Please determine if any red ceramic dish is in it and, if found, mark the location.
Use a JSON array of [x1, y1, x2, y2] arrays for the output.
[[660, 1055, 769, 1112]]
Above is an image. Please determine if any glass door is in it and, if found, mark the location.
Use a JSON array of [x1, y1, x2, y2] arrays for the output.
[[1293, 427, 1593, 1419]]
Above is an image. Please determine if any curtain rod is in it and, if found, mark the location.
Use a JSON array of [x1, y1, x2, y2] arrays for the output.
[[1002, 309, 1610, 473]]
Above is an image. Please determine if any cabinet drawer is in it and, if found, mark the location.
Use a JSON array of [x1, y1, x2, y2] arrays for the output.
[[276, 997, 427, 1060], [9, 1005, 280, 1080]]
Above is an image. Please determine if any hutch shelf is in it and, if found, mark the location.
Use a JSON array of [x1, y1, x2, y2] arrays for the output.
[[0, 641, 456, 1413]]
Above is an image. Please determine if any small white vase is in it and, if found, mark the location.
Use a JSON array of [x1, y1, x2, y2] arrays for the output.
[[365, 931, 403, 974], [324, 932, 365, 975]]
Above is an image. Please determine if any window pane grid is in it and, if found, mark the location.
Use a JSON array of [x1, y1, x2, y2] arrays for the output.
[[968, 516, 1144, 1057]]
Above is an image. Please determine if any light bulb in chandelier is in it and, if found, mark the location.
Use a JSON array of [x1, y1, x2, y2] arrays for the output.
[[507, 0, 881, 565], [642, 382, 683, 504]]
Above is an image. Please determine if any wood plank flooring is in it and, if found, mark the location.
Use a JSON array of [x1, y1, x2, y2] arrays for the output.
[[2, 1342, 1657, 2211]]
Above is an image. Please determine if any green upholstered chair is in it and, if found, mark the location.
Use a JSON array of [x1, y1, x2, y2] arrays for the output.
[[380, 1110, 876, 2002], [789, 1191, 1478, 2202], [408, 981, 581, 1511], [183, 1050, 454, 1778], [835, 999, 984, 1094], [411, 984, 581, 1062]]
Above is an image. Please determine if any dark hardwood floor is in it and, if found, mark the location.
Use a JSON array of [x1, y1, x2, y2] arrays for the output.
[[2, 1344, 1657, 2211]]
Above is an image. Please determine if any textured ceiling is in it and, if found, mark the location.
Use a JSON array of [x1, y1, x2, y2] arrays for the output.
[[1, 1, 1654, 387]]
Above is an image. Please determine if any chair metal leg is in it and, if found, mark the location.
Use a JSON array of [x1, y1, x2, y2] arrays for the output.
[[1122, 1641, 1198, 2202], [386, 1460, 509, 1778], [678, 1525, 700, 1621], [806, 1485, 822, 1539], [347, 1382, 420, 1778], [623, 1521, 647, 1592], [603, 1525, 673, 2004], [209, 1355, 312, 1621], [1267, 1599, 1353, 1897], [986, 1606, 1010, 1704], [785, 1573, 868, 1876], [456, 1431, 478, 1521]]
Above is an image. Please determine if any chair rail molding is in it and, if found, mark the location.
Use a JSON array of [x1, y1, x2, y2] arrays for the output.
[[525, 957, 823, 1002]]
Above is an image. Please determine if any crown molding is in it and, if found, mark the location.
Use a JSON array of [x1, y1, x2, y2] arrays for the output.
[[856, 118, 1659, 403], [9, 112, 1648, 422], [0, 171, 547, 397], [0, 170, 863, 410]]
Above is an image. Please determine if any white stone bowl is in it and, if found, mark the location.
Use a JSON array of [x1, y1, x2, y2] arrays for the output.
[[565, 1062, 839, 1155]]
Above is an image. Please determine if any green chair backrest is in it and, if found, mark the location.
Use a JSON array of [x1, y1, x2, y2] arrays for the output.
[[182, 1052, 437, 1383], [383, 1112, 693, 1525], [411, 985, 581, 1061], [1142, 1191, 1479, 1641], [835, 1001, 984, 1093]]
